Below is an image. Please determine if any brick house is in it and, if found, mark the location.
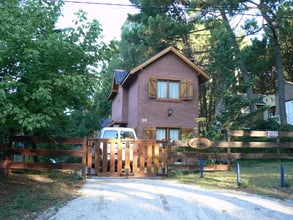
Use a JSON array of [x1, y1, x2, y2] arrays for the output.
[[107, 46, 210, 140]]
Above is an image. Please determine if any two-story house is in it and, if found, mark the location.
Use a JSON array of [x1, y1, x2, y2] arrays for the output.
[[107, 46, 210, 140]]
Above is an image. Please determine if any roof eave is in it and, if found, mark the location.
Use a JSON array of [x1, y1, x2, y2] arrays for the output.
[[121, 46, 210, 86]]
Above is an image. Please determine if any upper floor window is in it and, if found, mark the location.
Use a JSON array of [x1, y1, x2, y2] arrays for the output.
[[157, 80, 179, 99], [149, 78, 193, 100]]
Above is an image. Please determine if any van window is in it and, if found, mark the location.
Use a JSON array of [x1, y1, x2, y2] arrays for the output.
[[120, 131, 135, 139], [103, 130, 118, 139], [99, 127, 137, 139]]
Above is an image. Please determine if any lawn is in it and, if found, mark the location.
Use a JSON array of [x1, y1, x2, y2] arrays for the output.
[[171, 160, 293, 199]]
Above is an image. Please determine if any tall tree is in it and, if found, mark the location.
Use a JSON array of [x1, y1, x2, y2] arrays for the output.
[[201, 21, 237, 123], [119, 0, 192, 68], [242, 38, 276, 95], [247, 0, 291, 124], [0, 0, 112, 141], [191, 0, 256, 112]]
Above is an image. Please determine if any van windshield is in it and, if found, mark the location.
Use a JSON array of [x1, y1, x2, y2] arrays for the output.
[[103, 130, 118, 139]]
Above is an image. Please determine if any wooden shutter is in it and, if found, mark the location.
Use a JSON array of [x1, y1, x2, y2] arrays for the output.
[[180, 80, 193, 100], [143, 127, 156, 139], [181, 128, 194, 139], [149, 78, 157, 98]]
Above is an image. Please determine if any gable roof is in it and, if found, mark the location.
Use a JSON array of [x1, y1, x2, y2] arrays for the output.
[[121, 46, 210, 86]]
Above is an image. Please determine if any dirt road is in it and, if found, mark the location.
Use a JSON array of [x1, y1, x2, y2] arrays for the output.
[[38, 177, 293, 220]]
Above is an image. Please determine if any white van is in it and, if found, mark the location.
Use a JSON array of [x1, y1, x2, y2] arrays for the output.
[[98, 127, 137, 140], [97, 127, 137, 162]]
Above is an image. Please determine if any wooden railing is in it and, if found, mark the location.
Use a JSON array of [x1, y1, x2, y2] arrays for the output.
[[0, 136, 87, 179]]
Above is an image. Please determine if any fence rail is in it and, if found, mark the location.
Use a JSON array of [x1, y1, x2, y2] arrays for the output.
[[0, 136, 87, 179], [169, 130, 293, 174]]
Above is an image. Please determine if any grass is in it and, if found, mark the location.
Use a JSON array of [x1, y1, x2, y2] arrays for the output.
[[0, 170, 83, 220], [0, 160, 292, 220], [170, 160, 293, 199]]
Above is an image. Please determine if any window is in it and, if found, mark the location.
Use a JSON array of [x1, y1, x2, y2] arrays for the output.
[[156, 128, 179, 141], [170, 129, 179, 140], [157, 80, 179, 99], [149, 78, 193, 100], [143, 127, 192, 140], [103, 130, 118, 139]]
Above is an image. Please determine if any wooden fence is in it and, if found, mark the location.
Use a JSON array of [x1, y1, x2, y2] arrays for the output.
[[169, 130, 293, 174], [0, 130, 292, 178], [0, 136, 87, 179]]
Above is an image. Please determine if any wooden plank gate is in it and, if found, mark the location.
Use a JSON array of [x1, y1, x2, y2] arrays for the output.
[[87, 138, 169, 177]]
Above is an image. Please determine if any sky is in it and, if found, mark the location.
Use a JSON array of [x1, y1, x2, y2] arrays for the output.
[[57, 0, 139, 42]]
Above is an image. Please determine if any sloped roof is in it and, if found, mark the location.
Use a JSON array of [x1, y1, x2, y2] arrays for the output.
[[108, 69, 129, 100], [114, 69, 129, 84], [121, 46, 210, 86]]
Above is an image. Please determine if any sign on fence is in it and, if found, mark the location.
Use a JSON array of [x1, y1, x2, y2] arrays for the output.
[[267, 131, 279, 138]]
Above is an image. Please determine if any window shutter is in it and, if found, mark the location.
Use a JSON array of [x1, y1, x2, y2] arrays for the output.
[[180, 80, 193, 100], [149, 78, 157, 98], [143, 127, 156, 139], [181, 128, 194, 139]]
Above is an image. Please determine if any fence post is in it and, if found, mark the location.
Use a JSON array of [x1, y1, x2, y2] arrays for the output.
[[199, 159, 204, 178], [223, 129, 231, 169], [236, 162, 241, 187], [81, 138, 87, 180], [3, 143, 12, 176], [280, 163, 285, 188], [167, 139, 172, 176]]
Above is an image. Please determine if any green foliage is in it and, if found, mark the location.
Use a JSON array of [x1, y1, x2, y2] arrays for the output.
[[280, 124, 293, 132], [214, 83, 266, 130], [242, 38, 276, 94], [0, 0, 116, 140], [251, 118, 280, 131], [119, 0, 192, 69]]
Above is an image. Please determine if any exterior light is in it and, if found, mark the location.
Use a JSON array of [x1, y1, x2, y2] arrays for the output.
[[168, 109, 172, 117]]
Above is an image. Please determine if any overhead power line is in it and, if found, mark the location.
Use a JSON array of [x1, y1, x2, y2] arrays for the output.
[[63, 0, 137, 8], [62, 0, 293, 18]]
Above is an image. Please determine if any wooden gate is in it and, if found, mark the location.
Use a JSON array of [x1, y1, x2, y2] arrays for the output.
[[87, 138, 168, 177]]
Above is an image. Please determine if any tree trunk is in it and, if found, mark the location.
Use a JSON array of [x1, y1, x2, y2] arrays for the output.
[[274, 37, 287, 125], [259, 1, 287, 125], [219, 8, 256, 112]]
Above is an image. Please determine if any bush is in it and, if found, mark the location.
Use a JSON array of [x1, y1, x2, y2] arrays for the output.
[[251, 118, 280, 130]]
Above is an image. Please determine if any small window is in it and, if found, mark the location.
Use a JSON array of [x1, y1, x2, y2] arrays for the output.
[[156, 128, 166, 140], [170, 129, 179, 140], [156, 128, 179, 141]]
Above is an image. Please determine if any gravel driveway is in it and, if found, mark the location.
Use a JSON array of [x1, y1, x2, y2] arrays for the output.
[[38, 177, 293, 220]]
